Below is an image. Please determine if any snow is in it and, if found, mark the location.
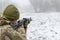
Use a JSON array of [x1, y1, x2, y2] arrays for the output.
[[21, 13, 60, 40]]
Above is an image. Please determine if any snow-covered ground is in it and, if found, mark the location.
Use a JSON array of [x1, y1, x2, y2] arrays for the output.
[[21, 13, 60, 40]]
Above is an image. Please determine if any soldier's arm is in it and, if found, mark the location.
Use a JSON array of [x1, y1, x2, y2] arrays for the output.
[[0, 17, 9, 26]]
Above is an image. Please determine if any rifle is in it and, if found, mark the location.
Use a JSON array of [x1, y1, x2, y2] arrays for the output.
[[9, 17, 32, 32], [0, 17, 32, 32]]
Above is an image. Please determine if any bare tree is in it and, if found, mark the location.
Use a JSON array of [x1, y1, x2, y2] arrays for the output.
[[29, 0, 42, 12], [53, 0, 60, 12], [29, 0, 60, 12]]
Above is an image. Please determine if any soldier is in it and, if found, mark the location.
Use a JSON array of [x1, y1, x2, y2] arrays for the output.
[[0, 4, 32, 40]]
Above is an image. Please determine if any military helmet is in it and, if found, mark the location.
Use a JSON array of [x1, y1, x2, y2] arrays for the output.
[[3, 5, 19, 21]]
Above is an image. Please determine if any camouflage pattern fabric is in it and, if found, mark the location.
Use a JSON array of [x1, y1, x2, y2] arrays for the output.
[[0, 25, 26, 40], [0, 16, 32, 40], [0, 17, 26, 40]]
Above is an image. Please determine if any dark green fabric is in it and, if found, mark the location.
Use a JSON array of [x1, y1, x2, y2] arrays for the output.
[[3, 5, 19, 21]]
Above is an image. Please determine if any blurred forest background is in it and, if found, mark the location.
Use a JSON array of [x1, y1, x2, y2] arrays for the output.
[[1, 0, 60, 13]]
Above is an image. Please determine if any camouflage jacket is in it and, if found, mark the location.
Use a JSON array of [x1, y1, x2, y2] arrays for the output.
[[0, 25, 26, 40], [0, 17, 31, 40]]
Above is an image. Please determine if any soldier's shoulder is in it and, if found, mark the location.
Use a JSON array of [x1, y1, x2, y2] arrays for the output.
[[0, 25, 13, 33], [0, 25, 26, 40]]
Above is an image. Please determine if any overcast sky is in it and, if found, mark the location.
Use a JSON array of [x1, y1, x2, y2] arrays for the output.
[[0, 0, 32, 12], [1, 0, 60, 13], [7, 0, 31, 7]]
